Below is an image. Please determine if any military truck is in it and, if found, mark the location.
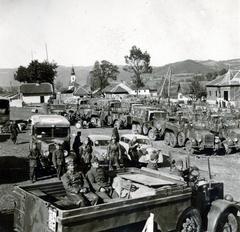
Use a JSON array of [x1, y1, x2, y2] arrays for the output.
[[131, 106, 168, 140], [210, 114, 240, 154], [13, 167, 240, 232], [184, 120, 221, 154], [30, 115, 71, 170]]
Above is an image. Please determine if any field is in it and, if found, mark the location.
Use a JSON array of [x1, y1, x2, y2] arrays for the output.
[[0, 114, 240, 230]]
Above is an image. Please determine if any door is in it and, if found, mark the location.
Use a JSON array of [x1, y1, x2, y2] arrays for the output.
[[40, 96, 44, 103], [224, 91, 228, 101]]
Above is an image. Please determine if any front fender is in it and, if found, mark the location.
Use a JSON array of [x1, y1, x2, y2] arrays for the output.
[[207, 199, 240, 232]]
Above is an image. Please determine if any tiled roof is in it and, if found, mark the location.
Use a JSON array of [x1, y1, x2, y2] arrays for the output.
[[20, 83, 53, 95], [207, 70, 240, 87]]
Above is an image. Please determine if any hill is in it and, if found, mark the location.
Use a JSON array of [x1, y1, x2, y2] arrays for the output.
[[0, 58, 239, 87]]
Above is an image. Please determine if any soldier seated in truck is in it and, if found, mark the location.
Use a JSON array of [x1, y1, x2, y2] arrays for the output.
[[86, 157, 113, 201], [61, 156, 99, 207]]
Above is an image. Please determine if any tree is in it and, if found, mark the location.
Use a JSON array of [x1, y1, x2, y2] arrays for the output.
[[190, 80, 207, 99], [89, 60, 119, 91], [124, 45, 152, 89], [15, 60, 58, 85]]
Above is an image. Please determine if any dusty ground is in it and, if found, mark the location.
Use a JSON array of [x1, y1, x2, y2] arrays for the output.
[[0, 124, 240, 230]]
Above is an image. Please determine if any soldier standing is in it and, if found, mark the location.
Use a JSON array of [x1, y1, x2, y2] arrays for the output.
[[128, 136, 140, 167], [52, 144, 65, 179], [107, 137, 121, 170], [61, 156, 99, 207], [28, 143, 41, 183], [80, 138, 93, 169], [10, 121, 18, 144], [72, 131, 82, 157], [112, 126, 120, 142]]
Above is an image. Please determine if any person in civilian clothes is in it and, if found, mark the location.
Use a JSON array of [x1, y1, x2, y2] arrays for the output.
[[61, 156, 99, 207], [52, 144, 65, 179], [87, 157, 112, 200], [28, 143, 41, 183]]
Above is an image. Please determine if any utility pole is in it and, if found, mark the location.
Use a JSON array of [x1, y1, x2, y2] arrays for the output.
[[45, 43, 49, 62]]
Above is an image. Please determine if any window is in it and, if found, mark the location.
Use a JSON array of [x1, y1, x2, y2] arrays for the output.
[[215, 91, 217, 97], [209, 91, 211, 96]]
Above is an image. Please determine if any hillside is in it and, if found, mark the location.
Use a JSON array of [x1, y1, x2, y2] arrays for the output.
[[0, 58, 239, 87]]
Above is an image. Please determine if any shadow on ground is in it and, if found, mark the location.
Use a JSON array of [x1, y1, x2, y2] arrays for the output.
[[0, 156, 29, 184]]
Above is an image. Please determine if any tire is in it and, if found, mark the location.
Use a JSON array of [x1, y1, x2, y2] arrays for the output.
[[148, 128, 157, 141], [216, 209, 239, 232], [223, 142, 232, 155], [136, 124, 142, 134], [164, 132, 170, 145], [178, 132, 186, 147], [114, 120, 121, 130], [142, 124, 149, 135], [169, 133, 178, 147], [176, 208, 202, 232]]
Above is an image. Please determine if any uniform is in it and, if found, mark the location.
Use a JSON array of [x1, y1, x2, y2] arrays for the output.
[[107, 142, 121, 169], [28, 148, 41, 182], [128, 140, 139, 167], [72, 133, 82, 156], [10, 122, 18, 144], [61, 171, 99, 206], [87, 166, 112, 199], [52, 146, 65, 179]]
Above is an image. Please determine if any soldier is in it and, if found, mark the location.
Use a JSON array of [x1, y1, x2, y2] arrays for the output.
[[10, 121, 18, 144], [146, 151, 159, 170], [61, 156, 99, 207], [87, 157, 112, 200], [28, 143, 41, 183], [107, 137, 121, 170], [80, 138, 93, 166], [128, 136, 140, 167], [112, 126, 120, 143], [52, 143, 65, 179], [72, 131, 82, 156]]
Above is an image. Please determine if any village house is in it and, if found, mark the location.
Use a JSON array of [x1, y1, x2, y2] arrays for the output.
[[20, 82, 53, 104], [102, 82, 134, 99], [206, 69, 240, 107]]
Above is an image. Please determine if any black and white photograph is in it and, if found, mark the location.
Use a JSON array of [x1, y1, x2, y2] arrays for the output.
[[0, 0, 240, 231]]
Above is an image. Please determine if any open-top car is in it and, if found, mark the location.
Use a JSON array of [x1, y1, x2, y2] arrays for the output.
[[87, 134, 111, 162], [119, 134, 169, 166]]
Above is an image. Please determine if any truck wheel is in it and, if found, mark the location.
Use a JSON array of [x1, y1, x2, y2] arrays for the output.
[[136, 124, 142, 134], [164, 132, 170, 145], [223, 143, 232, 155], [114, 120, 121, 130], [142, 124, 149, 135], [148, 128, 157, 141], [169, 133, 177, 147], [216, 209, 239, 232], [177, 208, 202, 232], [177, 132, 186, 147]]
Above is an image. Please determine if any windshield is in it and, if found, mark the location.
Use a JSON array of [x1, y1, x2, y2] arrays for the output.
[[94, 140, 110, 146], [150, 112, 166, 120], [35, 127, 69, 138], [136, 139, 150, 145]]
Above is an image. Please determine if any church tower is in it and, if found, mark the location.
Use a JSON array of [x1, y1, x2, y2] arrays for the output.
[[70, 66, 76, 83]]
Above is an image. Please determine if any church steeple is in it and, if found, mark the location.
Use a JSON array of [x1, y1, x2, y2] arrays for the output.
[[70, 66, 76, 83]]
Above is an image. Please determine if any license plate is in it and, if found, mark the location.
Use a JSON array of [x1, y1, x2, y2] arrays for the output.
[[48, 207, 57, 231]]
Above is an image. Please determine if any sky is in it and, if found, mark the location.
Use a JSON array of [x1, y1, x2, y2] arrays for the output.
[[0, 0, 239, 68]]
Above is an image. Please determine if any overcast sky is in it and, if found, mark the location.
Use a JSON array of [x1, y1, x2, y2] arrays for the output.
[[0, 0, 239, 68]]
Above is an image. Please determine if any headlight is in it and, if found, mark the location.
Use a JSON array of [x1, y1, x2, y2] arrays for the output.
[[215, 137, 220, 143], [197, 138, 202, 143], [234, 138, 238, 142]]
